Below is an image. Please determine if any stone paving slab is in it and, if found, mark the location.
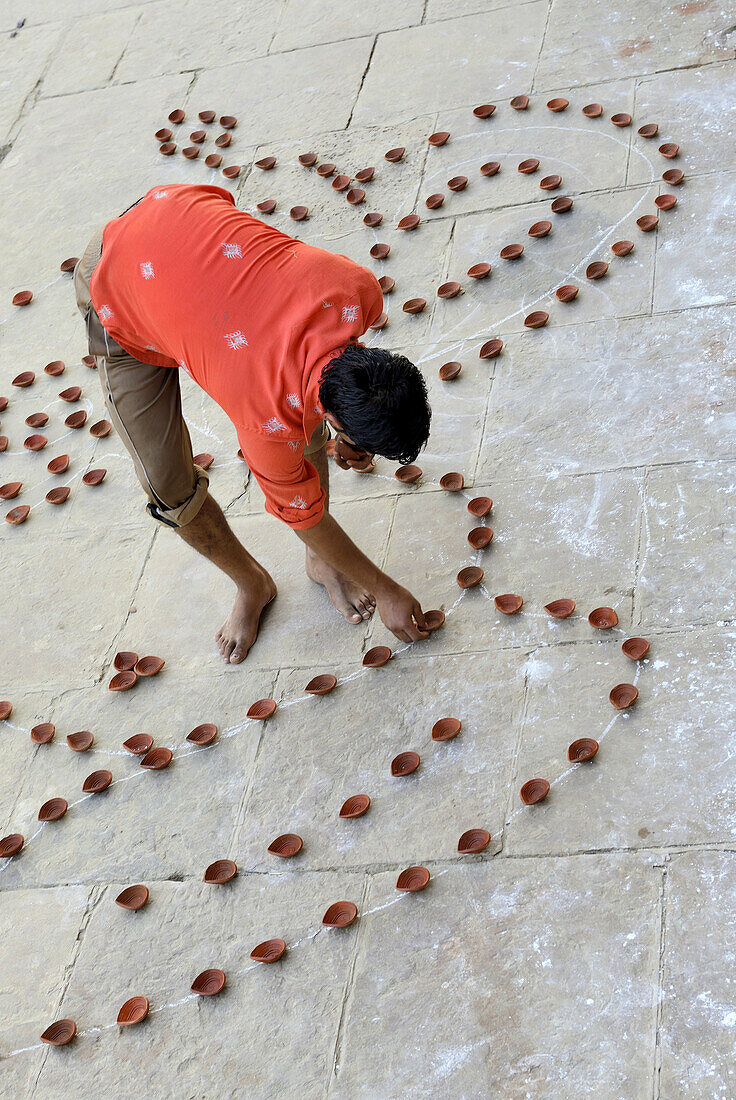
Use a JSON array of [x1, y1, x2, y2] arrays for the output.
[[272, 0, 425, 52], [0, 21, 63, 140], [42, 7, 139, 98]]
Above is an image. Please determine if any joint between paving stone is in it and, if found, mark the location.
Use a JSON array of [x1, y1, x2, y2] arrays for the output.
[[650, 857, 670, 1100], [326, 874, 373, 1094]]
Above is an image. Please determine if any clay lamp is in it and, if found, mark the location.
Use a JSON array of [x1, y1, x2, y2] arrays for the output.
[[568, 738, 599, 763], [458, 828, 491, 854], [468, 526, 493, 549], [305, 674, 338, 695], [0, 482, 22, 500], [528, 220, 552, 238], [363, 212, 383, 228], [439, 361, 461, 380], [547, 97, 569, 112], [518, 158, 539, 174], [46, 486, 70, 505], [339, 794, 370, 818], [551, 196, 573, 213], [0, 437, 7, 454], [24, 433, 48, 450], [467, 262, 491, 278], [655, 194, 677, 211], [391, 751, 420, 776], [65, 410, 87, 429], [38, 798, 68, 822], [544, 598, 575, 618], [193, 452, 215, 471], [123, 734, 153, 755], [437, 281, 462, 298], [428, 131, 450, 146], [90, 419, 112, 438], [397, 214, 420, 230], [370, 243, 390, 259], [199, 110, 216, 124], [204, 859, 237, 883], [363, 646, 392, 668], [622, 636, 650, 660], [5, 505, 30, 524], [457, 566, 484, 589], [159, 142, 177, 156], [662, 168, 684, 185], [60, 257, 79, 273], [115, 884, 149, 909], [323, 901, 358, 928], [369, 312, 388, 330], [480, 161, 500, 177], [638, 122, 658, 138], [520, 778, 550, 805], [59, 386, 81, 402], [267, 833, 303, 858], [247, 698, 277, 719], [0, 833, 23, 857], [41, 1020, 76, 1046], [473, 104, 496, 118], [612, 240, 634, 256], [12, 370, 34, 387], [611, 113, 632, 127], [610, 683, 638, 710], [447, 176, 468, 192], [26, 412, 48, 428], [83, 465, 105, 482], [82, 769, 112, 794], [82, 355, 97, 368], [222, 165, 241, 179], [425, 193, 444, 209], [200, 151, 221, 168], [402, 298, 426, 314], [395, 464, 422, 482], [332, 174, 351, 190], [479, 338, 503, 358], [140, 747, 173, 769], [186, 722, 218, 747], [495, 593, 523, 614], [500, 244, 523, 259], [109, 669, 136, 691], [378, 275, 395, 293], [440, 471, 464, 491], [290, 206, 308, 221], [384, 147, 405, 162], [112, 650, 137, 672], [431, 717, 461, 741], [556, 284, 578, 302], [67, 731, 94, 752], [396, 866, 430, 892], [316, 162, 336, 176], [250, 940, 286, 964], [220, 115, 237, 129], [191, 968, 227, 993], [354, 165, 374, 182], [510, 95, 529, 110], [586, 261, 608, 280], [467, 496, 492, 517], [190, 130, 206, 143], [294, 152, 315, 169], [347, 188, 366, 205], [0, 396, 6, 411], [31, 723, 55, 745], [524, 311, 549, 329], [182, 146, 200, 159], [168, 108, 185, 123], [214, 132, 232, 147], [134, 655, 164, 678], [582, 103, 603, 117], [155, 127, 172, 142], [588, 606, 618, 629], [659, 142, 679, 158], [540, 175, 562, 191], [12, 291, 33, 306], [117, 997, 149, 1027], [254, 156, 276, 171], [424, 609, 445, 630], [0, 701, 12, 720]]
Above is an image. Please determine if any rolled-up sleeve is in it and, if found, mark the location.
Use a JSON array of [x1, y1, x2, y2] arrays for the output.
[[236, 428, 325, 529]]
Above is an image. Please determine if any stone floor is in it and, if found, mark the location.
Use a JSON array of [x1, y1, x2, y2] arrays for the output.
[[0, 0, 735, 1096]]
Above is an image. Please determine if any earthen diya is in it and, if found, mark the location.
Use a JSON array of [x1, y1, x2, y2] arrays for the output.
[[384, 147, 405, 162], [586, 261, 608, 279], [540, 175, 562, 191], [205, 153, 222, 168], [83, 469, 107, 486], [547, 97, 568, 111], [297, 152, 317, 168], [457, 566, 483, 589], [5, 505, 30, 524], [214, 133, 232, 147], [612, 240, 634, 256], [424, 610, 445, 630], [468, 527, 493, 549], [636, 214, 658, 232], [473, 104, 496, 118], [556, 284, 578, 302], [46, 487, 70, 505], [13, 371, 35, 387], [194, 452, 214, 469], [467, 262, 491, 278], [90, 419, 112, 438], [339, 794, 370, 818], [0, 482, 22, 500], [0, 438, 7, 454], [500, 244, 523, 260], [45, 361, 65, 376], [204, 859, 237, 884], [222, 165, 241, 179], [123, 734, 153, 755], [290, 206, 308, 221], [439, 361, 461, 381], [659, 143, 679, 158], [255, 156, 276, 171], [622, 637, 650, 660], [402, 298, 426, 314], [323, 901, 358, 928], [662, 168, 683, 185], [115, 884, 149, 909], [611, 113, 632, 127], [369, 313, 388, 330], [0, 701, 13, 720], [247, 698, 277, 719], [191, 968, 227, 993], [467, 496, 492, 517], [510, 95, 529, 110], [370, 243, 390, 259], [140, 747, 172, 769], [305, 674, 338, 695], [59, 386, 81, 402], [480, 161, 500, 177], [182, 146, 200, 159], [544, 598, 575, 618], [41, 1020, 76, 1046], [67, 731, 94, 752], [24, 433, 48, 450], [528, 220, 552, 238], [378, 275, 394, 293], [457, 828, 491, 854], [31, 723, 55, 744], [496, 593, 523, 615], [356, 167, 375, 183], [155, 127, 172, 142], [12, 291, 33, 306], [190, 130, 206, 143], [391, 751, 420, 777], [250, 940, 286, 964], [65, 410, 87, 429], [431, 717, 461, 741], [219, 115, 237, 129], [82, 355, 97, 368], [428, 131, 450, 146], [363, 212, 382, 228], [638, 122, 658, 137], [267, 834, 303, 858], [655, 194, 677, 210], [26, 412, 48, 428], [363, 646, 391, 668], [447, 176, 468, 192], [479, 338, 503, 358], [518, 158, 539, 174], [0, 833, 24, 857], [520, 778, 550, 805], [168, 108, 185, 124], [0, 396, 7, 411], [551, 196, 573, 213], [316, 162, 335, 176], [82, 769, 112, 794], [38, 798, 68, 822], [347, 188, 365, 205], [113, 651, 137, 671], [395, 464, 422, 483], [117, 996, 149, 1027], [396, 866, 430, 892], [60, 257, 79, 273], [568, 738, 598, 763], [159, 142, 176, 156], [134, 655, 165, 677], [440, 471, 464, 491], [609, 683, 638, 710], [437, 281, 462, 298], [524, 311, 549, 329], [198, 110, 216, 124], [187, 723, 218, 745], [588, 606, 618, 629], [397, 214, 420, 230], [582, 103, 603, 117]]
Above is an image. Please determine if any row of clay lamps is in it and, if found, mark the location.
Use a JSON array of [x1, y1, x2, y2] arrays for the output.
[[156, 109, 242, 179]]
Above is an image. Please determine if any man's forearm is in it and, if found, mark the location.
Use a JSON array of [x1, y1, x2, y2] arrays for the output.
[[295, 511, 387, 594]]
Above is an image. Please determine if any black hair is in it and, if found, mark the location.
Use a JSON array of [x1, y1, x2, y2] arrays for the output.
[[319, 344, 431, 464]]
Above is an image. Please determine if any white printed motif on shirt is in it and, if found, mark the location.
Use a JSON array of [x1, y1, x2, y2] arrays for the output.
[[322, 300, 333, 309], [289, 495, 308, 509], [98, 304, 114, 322], [221, 242, 242, 259], [285, 392, 302, 410], [263, 416, 287, 434], [224, 330, 248, 350], [287, 439, 302, 451], [140, 261, 155, 280], [341, 304, 359, 323], [152, 191, 168, 199]]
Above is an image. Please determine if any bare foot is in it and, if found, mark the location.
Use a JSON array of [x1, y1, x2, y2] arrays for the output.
[[216, 569, 276, 663], [306, 551, 376, 624]]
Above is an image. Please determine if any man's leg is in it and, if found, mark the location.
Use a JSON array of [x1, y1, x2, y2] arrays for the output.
[[304, 437, 376, 624]]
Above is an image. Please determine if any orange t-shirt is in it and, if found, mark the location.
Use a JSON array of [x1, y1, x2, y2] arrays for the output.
[[89, 184, 383, 528]]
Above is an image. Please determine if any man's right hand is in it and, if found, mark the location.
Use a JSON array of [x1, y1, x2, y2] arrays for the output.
[[375, 579, 429, 644]]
